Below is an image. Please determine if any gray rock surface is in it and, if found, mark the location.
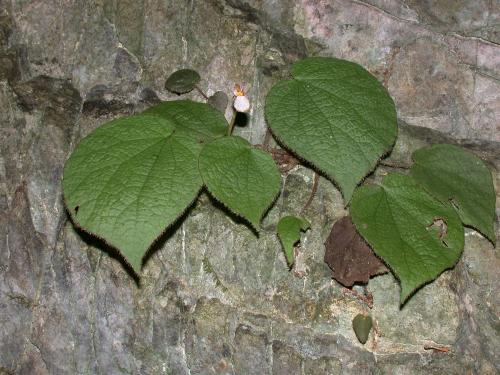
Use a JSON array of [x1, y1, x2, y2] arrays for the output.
[[0, 0, 499, 374]]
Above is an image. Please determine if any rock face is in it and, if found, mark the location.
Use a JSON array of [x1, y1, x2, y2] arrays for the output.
[[0, 1, 499, 374]]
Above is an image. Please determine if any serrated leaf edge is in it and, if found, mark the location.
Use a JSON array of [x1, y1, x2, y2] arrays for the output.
[[63, 185, 203, 275], [277, 215, 311, 266], [351, 180, 464, 305], [264, 121, 396, 205], [410, 145, 496, 246], [198, 141, 282, 231], [264, 71, 397, 204], [62, 111, 212, 275]]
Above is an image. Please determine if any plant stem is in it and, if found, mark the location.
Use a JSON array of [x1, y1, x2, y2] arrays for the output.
[[228, 109, 237, 136], [301, 172, 320, 213], [263, 128, 272, 151], [195, 85, 208, 100], [378, 161, 410, 169]]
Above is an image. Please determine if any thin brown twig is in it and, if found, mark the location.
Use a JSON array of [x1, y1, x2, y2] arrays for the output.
[[253, 145, 300, 172], [342, 286, 374, 309], [301, 172, 320, 213], [195, 85, 208, 100], [423, 341, 452, 353], [263, 128, 272, 151], [378, 160, 410, 169], [228, 109, 237, 136]]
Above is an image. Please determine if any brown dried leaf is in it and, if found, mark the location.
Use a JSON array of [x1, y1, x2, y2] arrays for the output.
[[324, 216, 388, 287]]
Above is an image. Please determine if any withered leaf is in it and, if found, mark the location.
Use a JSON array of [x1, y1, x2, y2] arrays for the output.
[[324, 216, 388, 287]]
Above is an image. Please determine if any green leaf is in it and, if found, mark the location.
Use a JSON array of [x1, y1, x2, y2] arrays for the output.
[[277, 216, 310, 266], [265, 57, 397, 202], [207, 91, 229, 114], [165, 69, 201, 94], [352, 314, 372, 344], [199, 136, 281, 229], [350, 173, 464, 303], [63, 101, 227, 273], [410, 144, 496, 245], [142, 100, 228, 140]]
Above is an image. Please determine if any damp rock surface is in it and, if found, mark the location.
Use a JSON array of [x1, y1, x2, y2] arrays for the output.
[[1, 1, 499, 374]]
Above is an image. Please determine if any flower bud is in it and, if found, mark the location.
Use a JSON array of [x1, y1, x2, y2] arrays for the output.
[[234, 95, 250, 113], [233, 84, 250, 113]]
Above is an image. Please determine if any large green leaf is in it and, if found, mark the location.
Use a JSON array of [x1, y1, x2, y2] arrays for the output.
[[199, 136, 281, 229], [265, 57, 397, 202], [277, 215, 310, 266], [350, 173, 464, 303], [410, 144, 496, 245], [63, 101, 227, 273]]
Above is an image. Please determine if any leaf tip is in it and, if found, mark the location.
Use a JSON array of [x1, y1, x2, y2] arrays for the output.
[[124, 254, 143, 276], [301, 219, 311, 231], [284, 248, 295, 268], [399, 281, 418, 306], [483, 223, 497, 247], [250, 218, 262, 233]]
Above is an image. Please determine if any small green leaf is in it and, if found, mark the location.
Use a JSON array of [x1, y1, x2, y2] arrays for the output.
[[277, 216, 310, 266], [351, 173, 464, 303], [63, 101, 227, 273], [165, 69, 201, 94], [199, 136, 281, 229], [352, 314, 372, 344], [208, 91, 229, 114], [410, 144, 496, 245], [265, 57, 397, 202]]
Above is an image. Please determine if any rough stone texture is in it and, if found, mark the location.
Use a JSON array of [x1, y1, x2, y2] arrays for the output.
[[295, 0, 500, 141], [0, 0, 498, 374]]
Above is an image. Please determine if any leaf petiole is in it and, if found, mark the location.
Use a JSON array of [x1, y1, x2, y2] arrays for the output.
[[228, 109, 237, 136]]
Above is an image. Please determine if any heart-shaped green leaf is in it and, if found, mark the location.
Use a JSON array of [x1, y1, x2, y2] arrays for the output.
[[265, 57, 397, 203], [63, 101, 227, 273], [165, 69, 201, 94], [208, 91, 229, 114], [350, 173, 464, 303], [352, 314, 372, 344], [277, 215, 310, 266], [199, 136, 281, 230], [410, 144, 496, 245]]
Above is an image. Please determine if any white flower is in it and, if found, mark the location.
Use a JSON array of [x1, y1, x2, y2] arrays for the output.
[[234, 95, 250, 113], [233, 84, 250, 113]]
